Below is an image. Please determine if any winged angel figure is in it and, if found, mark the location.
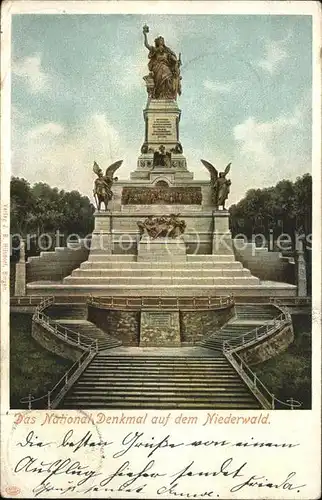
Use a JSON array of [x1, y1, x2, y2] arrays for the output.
[[201, 160, 232, 210], [93, 160, 123, 211]]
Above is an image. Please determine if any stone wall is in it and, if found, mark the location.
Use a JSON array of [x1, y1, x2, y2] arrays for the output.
[[181, 306, 235, 344], [238, 325, 294, 366], [27, 243, 89, 283], [140, 310, 181, 347], [88, 306, 140, 346], [32, 321, 83, 362], [233, 242, 295, 283]]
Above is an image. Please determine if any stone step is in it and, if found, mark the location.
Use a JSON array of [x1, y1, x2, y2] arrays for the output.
[[187, 255, 236, 261], [64, 393, 256, 402], [80, 261, 244, 270], [62, 400, 260, 409], [75, 379, 243, 387], [90, 359, 229, 365], [45, 305, 87, 319], [92, 357, 228, 364], [83, 367, 237, 374], [70, 388, 251, 397], [72, 268, 251, 278], [88, 254, 136, 261], [63, 276, 260, 286]]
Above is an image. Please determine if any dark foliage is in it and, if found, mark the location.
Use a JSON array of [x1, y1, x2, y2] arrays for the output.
[[10, 313, 72, 409], [255, 314, 311, 409], [10, 177, 95, 258]]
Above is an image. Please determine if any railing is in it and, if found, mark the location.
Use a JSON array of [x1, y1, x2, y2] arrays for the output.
[[223, 311, 291, 352], [270, 296, 311, 307], [10, 295, 89, 306], [88, 294, 234, 310], [223, 304, 301, 410], [10, 296, 44, 306], [21, 297, 98, 409], [224, 348, 301, 409], [20, 348, 96, 409]]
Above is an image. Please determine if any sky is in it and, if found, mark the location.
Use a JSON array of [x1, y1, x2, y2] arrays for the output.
[[11, 14, 312, 205]]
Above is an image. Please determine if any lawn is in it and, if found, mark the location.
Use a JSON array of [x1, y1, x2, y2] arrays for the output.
[[254, 314, 311, 409], [10, 313, 72, 409]]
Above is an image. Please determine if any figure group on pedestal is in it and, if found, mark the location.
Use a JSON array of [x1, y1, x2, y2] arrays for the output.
[[201, 160, 232, 210], [143, 25, 182, 100], [137, 214, 186, 239]]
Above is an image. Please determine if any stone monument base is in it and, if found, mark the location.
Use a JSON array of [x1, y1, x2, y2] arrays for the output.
[[140, 310, 181, 347], [212, 210, 234, 255], [137, 236, 187, 261]]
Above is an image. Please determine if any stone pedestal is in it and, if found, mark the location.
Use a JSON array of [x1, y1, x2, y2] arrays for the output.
[[140, 310, 181, 347], [15, 262, 26, 296], [212, 211, 234, 255], [137, 236, 186, 261], [132, 98, 192, 182], [89, 211, 113, 255], [15, 240, 26, 296], [296, 243, 307, 297], [144, 99, 181, 151]]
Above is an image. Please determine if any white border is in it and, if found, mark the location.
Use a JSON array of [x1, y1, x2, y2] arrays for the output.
[[1, 2, 321, 499]]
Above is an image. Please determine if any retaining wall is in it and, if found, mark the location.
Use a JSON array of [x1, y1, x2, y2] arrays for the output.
[[27, 241, 90, 283], [233, 241, 295, 283], [32, 321, 84, 362], [238, 324, 294, 366]]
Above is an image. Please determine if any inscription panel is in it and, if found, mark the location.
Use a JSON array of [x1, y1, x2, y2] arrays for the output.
[[148, 312, 171, 328], [148, 114, 177, 142]]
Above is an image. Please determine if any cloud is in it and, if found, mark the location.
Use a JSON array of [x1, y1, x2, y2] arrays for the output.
[[232, 99, 310, 195], [256, 39, 289, 75], [202, 79, 234, 94], [12, 53, 51, 93], [27, 122, 64, 140], [12, 113, 125, 198]]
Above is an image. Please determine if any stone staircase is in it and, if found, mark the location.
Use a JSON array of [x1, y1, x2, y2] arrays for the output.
[[60, 354, 261, 409], [61, 254, 260, 295], [27, 252, 297, 297], [46, 303, 122, 351], [199, 304, 279, 351]]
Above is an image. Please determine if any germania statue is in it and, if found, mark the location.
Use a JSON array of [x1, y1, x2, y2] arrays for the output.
[[93, 160, 123, 211], [143, 24, 182, 100], [201, 160, 232, 210]]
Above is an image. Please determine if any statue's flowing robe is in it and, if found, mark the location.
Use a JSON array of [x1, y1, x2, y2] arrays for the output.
[[148, 48, 177, 99]]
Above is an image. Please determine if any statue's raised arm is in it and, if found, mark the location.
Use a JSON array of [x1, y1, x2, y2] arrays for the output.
[[142, 25, 182, 100], [143, 24, 153, 51]]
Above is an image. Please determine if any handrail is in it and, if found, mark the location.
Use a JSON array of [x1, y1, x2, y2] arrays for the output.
[[225, 348, 301, 410], [223, 304, 300, 410], [21, 297, 98, 409], [88, 294, 235, 310], [223, 311, 291, 352], [270, 296, 311, 306]]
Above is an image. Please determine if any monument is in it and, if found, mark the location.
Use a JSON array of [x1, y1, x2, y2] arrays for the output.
[[28, 25, 297, 299], [89, 24, 235, 261]]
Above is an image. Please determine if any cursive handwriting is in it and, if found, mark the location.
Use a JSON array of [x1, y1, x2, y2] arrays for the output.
[[230, 471, 306, 492], [11, 427, 307, 497], [17, 431, 52, 448], [14, 455, 100, 486], [59, 429, 113, 453], [113, 431, 184, 458]]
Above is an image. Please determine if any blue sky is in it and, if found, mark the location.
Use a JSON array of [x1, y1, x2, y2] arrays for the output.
[[11, 14, 312, 205]]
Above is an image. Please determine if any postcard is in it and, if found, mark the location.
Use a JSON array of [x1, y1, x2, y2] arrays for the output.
[[1, 1, 321, 498]]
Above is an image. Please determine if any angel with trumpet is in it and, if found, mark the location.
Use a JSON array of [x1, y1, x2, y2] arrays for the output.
[[201, 160, 232, 210], [93, 160, 123, 211]]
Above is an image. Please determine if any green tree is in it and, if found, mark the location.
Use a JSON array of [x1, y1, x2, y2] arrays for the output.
[[10, 177, 95, 257]]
